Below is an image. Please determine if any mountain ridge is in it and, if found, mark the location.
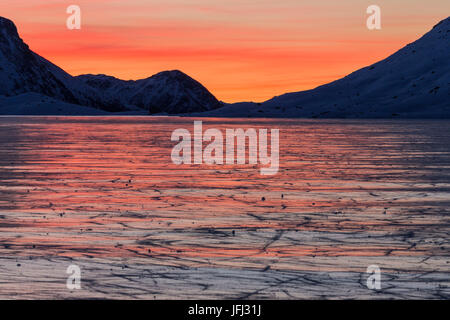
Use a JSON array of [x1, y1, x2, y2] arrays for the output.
[[195, 16, 450, 118], [76, 70, 223, 114], [0, 15, 449, 117], [0, 16, 223, 114]]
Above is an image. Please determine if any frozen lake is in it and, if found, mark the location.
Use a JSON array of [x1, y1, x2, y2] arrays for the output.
[[0, 116, 449, 299]]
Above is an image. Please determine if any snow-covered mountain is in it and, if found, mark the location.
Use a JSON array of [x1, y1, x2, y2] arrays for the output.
[[76, 71, 223, 114], [199, 17, 450, 118], [1, 15, 448, 117], [0, 16, 222, 114], [0, 17, 79, 105]]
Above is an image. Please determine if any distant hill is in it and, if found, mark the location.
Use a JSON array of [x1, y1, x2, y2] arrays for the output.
[[76, 71, 222, 114], [0, 16, 222, 115], [198, 17, 450, 118]]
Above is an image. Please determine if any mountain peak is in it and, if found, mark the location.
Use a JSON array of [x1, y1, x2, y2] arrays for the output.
[[150, 70, 193, 81], [0, 16, 222, 114], [432, 16, 450, 29], [0, 16, 19, 39], [157, 69, 186, 76], [77, 69, 223, 114], [207, 16, 449, 118]]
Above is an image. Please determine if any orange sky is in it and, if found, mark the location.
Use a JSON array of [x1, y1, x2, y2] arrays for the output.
[[0, 0, 448, 102]]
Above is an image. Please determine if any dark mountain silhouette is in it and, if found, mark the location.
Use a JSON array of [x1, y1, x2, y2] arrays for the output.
[[0, 16, 448, 117], [0, 16, 222, 114], [76, 71, 222, 114], [200, 16, 450, 118], [0, 17, 84, 105]]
